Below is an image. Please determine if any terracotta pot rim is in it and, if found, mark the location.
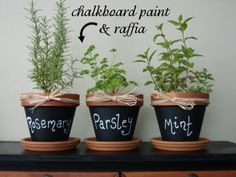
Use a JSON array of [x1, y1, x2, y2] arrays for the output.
[[20, 92, 80, 107], [86, 93, 143, 107], [151, 91, 209, 106], [152, 91, 209, 95]]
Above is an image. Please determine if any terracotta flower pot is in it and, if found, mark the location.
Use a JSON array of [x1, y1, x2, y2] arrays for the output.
[[86, 93, 143, 141], [20, 93, 80, 142], [151, 92, 209, 141]]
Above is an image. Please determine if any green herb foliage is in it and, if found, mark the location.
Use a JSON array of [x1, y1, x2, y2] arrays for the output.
[[135, 15, 214, 93], [80, 45, 137, 93], [26, 0, 79, 93]]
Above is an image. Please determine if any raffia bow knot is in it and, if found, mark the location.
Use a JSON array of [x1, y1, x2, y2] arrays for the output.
[[151, 91, 209, 111], [111, 96, 118, 102], [86, 88, 142, 106], [44, 96, 50, 101], [20, 91, 79, 110]]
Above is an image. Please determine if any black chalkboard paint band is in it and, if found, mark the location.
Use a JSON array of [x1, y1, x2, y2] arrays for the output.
[[86, 88, 143, 106], [151, 91, 209, 110]]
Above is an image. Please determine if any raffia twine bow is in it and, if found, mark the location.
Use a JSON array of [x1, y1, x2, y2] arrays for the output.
[[86, 88, 142, 106], [20, 91, 79, 110], [151, 91, 209, 111]]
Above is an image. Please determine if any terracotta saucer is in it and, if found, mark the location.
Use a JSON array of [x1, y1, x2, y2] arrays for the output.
[[151, 137, 209, 151], [21, 137, 80, 152], [85, 137, 141, 151]]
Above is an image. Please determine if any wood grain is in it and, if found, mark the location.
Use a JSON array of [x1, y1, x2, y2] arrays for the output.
[[0, 172, 118, 177], [123, 171, 236, 177]]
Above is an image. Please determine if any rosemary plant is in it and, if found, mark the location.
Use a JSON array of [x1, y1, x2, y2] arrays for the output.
[[26, 0, 79, 93]]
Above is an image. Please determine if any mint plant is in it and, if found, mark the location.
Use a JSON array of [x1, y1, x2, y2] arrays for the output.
[[80, 45, 137, 93], [26, 0, 79, 93], [135, 15, 214, 93]]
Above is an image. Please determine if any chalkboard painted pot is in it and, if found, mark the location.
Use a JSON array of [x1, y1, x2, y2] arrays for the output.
[[151, 92, 209, 141], [20, 93, 80, 142], [86, 93, 143, 141]]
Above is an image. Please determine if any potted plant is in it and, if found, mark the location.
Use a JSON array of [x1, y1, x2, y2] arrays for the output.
[[136, 15, 214, 141], [20, 0, 80, 142], [80, 45, 143, 141]]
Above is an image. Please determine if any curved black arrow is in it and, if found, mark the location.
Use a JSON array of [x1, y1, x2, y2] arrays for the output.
[[78, 22, 98, 42]]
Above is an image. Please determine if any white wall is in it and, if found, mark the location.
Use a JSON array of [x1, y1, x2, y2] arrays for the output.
[[0, 0, 236, 142]]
